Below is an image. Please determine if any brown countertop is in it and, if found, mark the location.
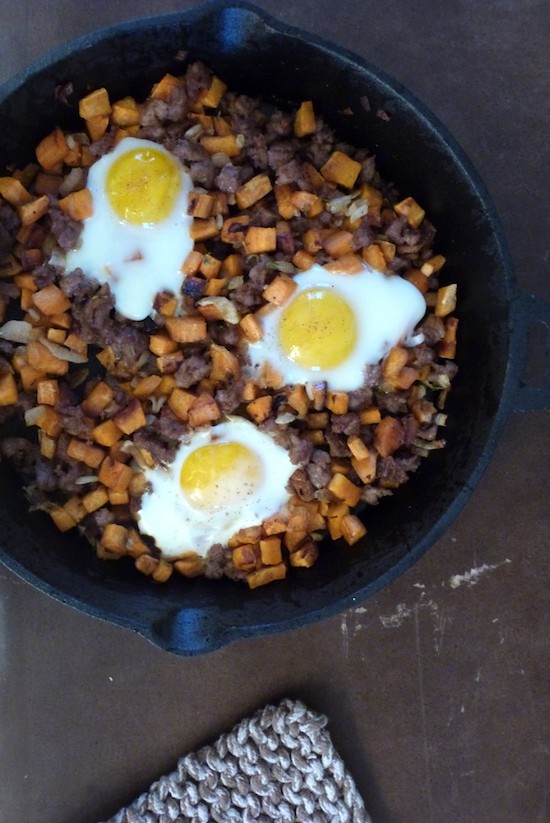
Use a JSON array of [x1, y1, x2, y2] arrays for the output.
[[0, 2, 548, 822]]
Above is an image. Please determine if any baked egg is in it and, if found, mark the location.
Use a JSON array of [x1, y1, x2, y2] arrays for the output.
[[64, 136, 193, 321], [137, 416, 296, 558]]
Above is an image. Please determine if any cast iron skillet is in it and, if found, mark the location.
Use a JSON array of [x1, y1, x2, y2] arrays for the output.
[[0, 1, 548, 655]]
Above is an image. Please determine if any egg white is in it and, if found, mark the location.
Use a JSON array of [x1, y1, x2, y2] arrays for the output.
[[246, 262, 426, 391], [137, 416, 296, 559], [64, 137, 194, 321]]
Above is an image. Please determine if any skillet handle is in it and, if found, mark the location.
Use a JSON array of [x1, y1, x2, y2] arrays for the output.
[[511, 292, 550, 412], [150, 608, 244, 655]]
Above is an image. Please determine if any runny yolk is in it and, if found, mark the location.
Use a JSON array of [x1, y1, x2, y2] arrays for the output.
[[179, 441, 263, 510], [105, 147, 181, 224], [278, 287, 358, 370]]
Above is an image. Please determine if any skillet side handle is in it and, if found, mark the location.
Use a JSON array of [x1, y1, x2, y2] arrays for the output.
[[511, 292, 550, 413], [150, 608, 243, 656]]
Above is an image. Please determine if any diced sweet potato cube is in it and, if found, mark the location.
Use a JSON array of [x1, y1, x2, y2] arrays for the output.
[[294, 100, 316, 137], [58, 188, 93, 221], [210, 343, 240, 381], [290, 190, 323, 217], [383, 346, 409, 380], [292, 249, 316, 270], [111, 96, 140, 127], [359, 406, 382, 425], [379, 240, 396, 262], [362, 243, 387, 272], [404, 268, 429, 294], [174, 555, 205, 578], [274, 183, 299, 219], [156, 351, 184, 374], [117, 529, 144, 560], [0, 372, 17, 406], [259, 536, 282, 566], [134, 554, 159, 577], [323, 252, 364, 274], [322, 230, 354, 257], [100, 523, 128, 556], [46, 328, 66, 345], [199, 75, 227, 108], [374, 416, 404, 458], [34, 406, 62, 438], [435, 284, 457, 317], [49, 504, 77, 532], [221, 214, 250, 243], [0, 177, 33, 207], [84, 114, 109, 142], [262, 513, 288, 535], [18, 195, 49, 226], [67, 437, 105, 469], [347, 436, 370, 461], [262, 273, 297, 306], [394, 196, 425, 228], [32, 283, 71, 316], [229, 525, 264, 547], [36, 378, 60, 406], [438, 316, 459, 359], [302, 228, 329, 254], [200, 134, 241, 157], [98, 456, 133, 492], [236, 173, 273, 209], [320, 150, 362, 189], [327, 472, 362, 506], [287, 384, 309, 416], [35, 128, 68, 171], [167, 388, 195, 422], [326, 391, 349, 415], [232, 543, 259, 572], [81, 486, 109, 515], [190, 217, 219, 241], [421, 254, 446, 276], [284, 529, 308, 551], [289, 538, 319, 568], [239, 312, 263, 342], [188, 192, 214, 219], [188, 392, 221, 427], [243, 226, 277, 254], [91, 420, 121, 448], [341, 514, 367, 545], [132, 374, 162, 399], [149, 332, 178, 356], [221, 253, 243, 278], [81, 381, 114, 417], [79, 87, 111, 119], [352, 450, 377, 484], [39, 431, 56, 459], [113, 398, 147, 435], [26, 340, 68, 376], [246, 395, 272, 424], [151, 73, 183, 101], [247, 563, 287, 589], [165, 315, 207, 343]]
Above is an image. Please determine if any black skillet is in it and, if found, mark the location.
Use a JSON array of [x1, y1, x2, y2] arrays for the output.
[[0, 0, 548, 654]]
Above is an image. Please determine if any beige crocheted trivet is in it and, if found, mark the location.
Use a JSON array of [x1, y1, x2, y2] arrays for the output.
[[102, 698, 370, 823]]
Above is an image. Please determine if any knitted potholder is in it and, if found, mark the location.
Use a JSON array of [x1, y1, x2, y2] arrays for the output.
[[102, 698, 370, 823]]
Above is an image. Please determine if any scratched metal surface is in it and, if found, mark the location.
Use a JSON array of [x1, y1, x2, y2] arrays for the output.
[[0, 2, 548, 822]]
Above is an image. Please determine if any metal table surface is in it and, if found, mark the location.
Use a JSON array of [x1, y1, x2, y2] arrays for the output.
[[0, 2, 548, 822]]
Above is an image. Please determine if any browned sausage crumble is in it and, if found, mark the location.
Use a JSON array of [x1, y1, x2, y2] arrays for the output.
[[0, 61, 458, 587]]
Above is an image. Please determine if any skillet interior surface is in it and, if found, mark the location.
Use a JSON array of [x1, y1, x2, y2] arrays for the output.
[[0, 1, 515, 653]]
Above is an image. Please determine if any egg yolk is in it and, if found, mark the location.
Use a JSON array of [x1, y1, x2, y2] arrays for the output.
[[279, 287, 358, 370], [105, 146, 181, 224], [179, 441, 263, 510]]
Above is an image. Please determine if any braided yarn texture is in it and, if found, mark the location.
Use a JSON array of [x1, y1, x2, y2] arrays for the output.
[[102, 698, 370, 823]]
